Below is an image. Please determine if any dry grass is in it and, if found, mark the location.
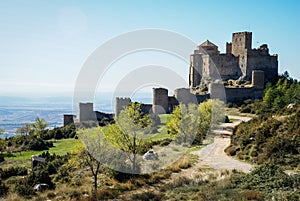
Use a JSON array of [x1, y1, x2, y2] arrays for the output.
[[2, 193, 23, 201], [166, 155, 192, 172], [148, 169, 172, 184], [241, 190, 264, 201]]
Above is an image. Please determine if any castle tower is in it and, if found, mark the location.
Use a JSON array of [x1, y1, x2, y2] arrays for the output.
[[198, 40, 219, 55], [226, 42, 232, 54], [63, 114, 76, 126], [189, 54, 203, 88], [252, 70, 264, 89], [79, 102, 96, 122], [174, 88, 197, 105], [152, 88, 169, 114], [115, 97, 131, 116], [231, 32, 252, 56]]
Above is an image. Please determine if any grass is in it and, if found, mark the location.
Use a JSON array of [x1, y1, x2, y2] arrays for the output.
[[229, 118, 239, 122], [4, 138, 80, 161], [158, 114, 171, 124], [149, 132, 172, 141], [186, 146, 202, 154], [226, 107, 255, 117]]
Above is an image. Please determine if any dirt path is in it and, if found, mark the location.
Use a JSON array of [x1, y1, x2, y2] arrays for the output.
[[171, 115, 253, 180], [197, 115, 253, 174], [115, 115, 253, 200]]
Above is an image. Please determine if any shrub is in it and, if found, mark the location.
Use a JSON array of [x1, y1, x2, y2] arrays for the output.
[[0, 166, 28, 180], [14, 179, 35, 197], [0, 154, 4, 162], [241, 190, 264, 201], [24, 138, 53, 151], [131, 191, 161, 201], [225, 145, 236, 156], [0, 180, 9, 197], [27, 169, 54, 189]]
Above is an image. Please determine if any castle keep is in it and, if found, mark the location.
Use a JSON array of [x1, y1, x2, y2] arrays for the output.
[[65, 31, 279, 123], [190, 31, 278, 87]]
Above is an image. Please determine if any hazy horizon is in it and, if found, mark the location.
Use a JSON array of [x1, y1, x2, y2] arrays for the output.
[[0, 0, 299, 96]]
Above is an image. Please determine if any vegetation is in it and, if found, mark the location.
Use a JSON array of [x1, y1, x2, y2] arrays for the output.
[[227, 74, 300, 170], [166, 100, 225, 145], [0, 72, 299, 200], [4, 138, 79, 161], [239, 72, 300, 114], [74, 129, 115, 199], [161, 164, 299, 200], [102, 102, 154, 173]]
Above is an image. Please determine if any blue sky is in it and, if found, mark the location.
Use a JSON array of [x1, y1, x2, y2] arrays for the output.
[[0, 0, 299, 97]]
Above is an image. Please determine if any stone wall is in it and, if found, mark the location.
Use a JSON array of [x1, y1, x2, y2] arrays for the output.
[[168, 96, 179, 113], [225, 87, 264, 103], [174, 88, 198, 104], [208, 83, 226, 103], [79, 103, 96, 122], [115, 97, 131, 116], [195, 94, 210, 103], [141, 104, 152, 114], [211, 54, 241, 80], [252, 70, 264, 89], [246, 49, 278, 82]]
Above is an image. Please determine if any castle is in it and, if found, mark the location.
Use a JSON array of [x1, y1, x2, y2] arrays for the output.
[[190, 31, 278, 86], [64, 31, 278, 124], [114, 31, 278, 116]]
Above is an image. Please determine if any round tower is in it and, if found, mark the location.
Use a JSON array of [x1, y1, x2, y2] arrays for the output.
[[152, 88, 169, 114]]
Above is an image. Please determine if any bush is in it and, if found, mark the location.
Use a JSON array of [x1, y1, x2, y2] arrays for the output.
[[224, 115, 230, 123], [232, 164, 294, 192], [241, 190, 264, 201], [14, 179, 35, 197], [0, 166, 28, 180], [225, 145, 236, 156], [0, 154, 4, 162], [27, 169, 54, 189], [131, 191, 161, 201], [24, 138, 53, 151], [0, 180, 9, 197]]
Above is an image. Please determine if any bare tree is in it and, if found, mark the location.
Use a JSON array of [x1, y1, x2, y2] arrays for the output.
[[76, 128, 113, 199]]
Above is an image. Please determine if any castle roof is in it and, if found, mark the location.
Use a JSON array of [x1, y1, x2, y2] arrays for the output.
[[200, 40, 217, 47]]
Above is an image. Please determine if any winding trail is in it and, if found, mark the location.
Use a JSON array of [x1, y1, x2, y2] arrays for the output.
[[172, 115, 253, 180], [116, 115, 253, 200], [196, 115, 253, 172]]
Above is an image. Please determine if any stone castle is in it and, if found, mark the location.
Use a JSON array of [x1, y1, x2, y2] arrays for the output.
[[64, 31, 278, 124], [190, 31, 278, 86], [114, 31, 278, 116]]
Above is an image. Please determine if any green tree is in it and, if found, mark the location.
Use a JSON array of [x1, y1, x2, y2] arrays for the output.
[[16, 123, 32, 136], [263, 84, 276, 108], [174, 104, 199, 144], [105, 102, 152, 173], [0, 128, 6, 162], [166, 100, 225, 145], [32, 117, 48, 138], [166, 105, 181, 135], [0, 129, 6, 162]]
